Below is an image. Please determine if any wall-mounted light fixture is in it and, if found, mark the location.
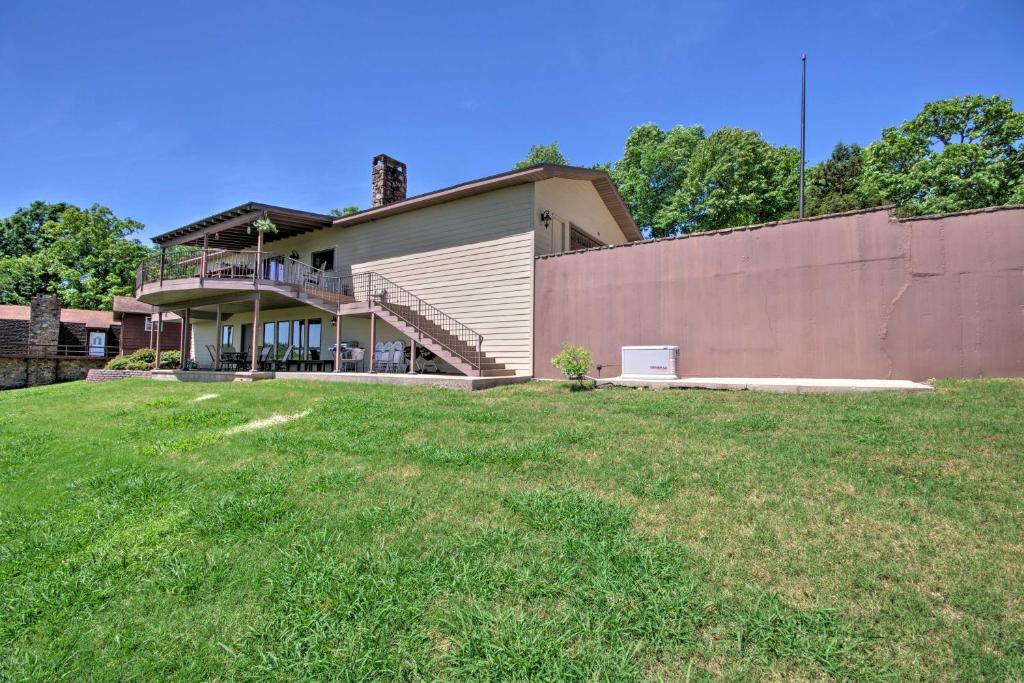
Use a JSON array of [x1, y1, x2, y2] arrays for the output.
[[540, 210, 552, 229]]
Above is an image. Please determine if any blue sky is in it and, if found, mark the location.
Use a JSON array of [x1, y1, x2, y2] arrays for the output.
[[1, 0, 1021, 241]]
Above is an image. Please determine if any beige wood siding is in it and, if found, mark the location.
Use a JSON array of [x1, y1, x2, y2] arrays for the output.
[[268, 184, 536, 374], [533, 178, 630, 256]]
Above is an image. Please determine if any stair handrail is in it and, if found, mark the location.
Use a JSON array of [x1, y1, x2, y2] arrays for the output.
[[359, 271, 485, 370]]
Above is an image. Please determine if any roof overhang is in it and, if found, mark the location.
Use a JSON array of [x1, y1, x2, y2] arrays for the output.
[[330, 164, 642, 241], [152, 203, 333, 249]]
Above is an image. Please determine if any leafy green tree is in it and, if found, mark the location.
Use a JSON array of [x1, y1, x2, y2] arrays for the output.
[[862, 95, 1024, 215], [804, 142, 883, 216], [0, 200, 70, 258], [0, 202, 151, 309], [662, 127, 799, 233], [514, 142, 569, 169], [610, 123, 705, 237], [329, 206, 359, 217]]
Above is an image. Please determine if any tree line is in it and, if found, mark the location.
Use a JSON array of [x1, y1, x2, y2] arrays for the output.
[[516, 94, 1024, 237]]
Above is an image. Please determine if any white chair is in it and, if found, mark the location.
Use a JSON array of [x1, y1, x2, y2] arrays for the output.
[[391, 341, 406, 373], [376, 341, 393, 372], [349, 347, 365, 372]]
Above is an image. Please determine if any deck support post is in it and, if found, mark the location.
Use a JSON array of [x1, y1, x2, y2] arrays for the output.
[[154, 311, 163, 369], [214, 304, 222, 370], [368, 313, 376, 372], [250, 293, 260, 372], [333, 312, 341, 373], [179, 308, 190, 369], [408, 339, 417, 374], [158, 247, 165, 286]]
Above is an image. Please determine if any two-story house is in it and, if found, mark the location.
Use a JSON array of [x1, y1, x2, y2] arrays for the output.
[[136, 156, 641, 378]]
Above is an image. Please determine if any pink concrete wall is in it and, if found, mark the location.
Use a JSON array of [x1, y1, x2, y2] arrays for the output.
[[534, 207, 1024, 380]]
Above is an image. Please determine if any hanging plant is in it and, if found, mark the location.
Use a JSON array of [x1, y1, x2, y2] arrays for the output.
[[248, 217, 278, 235]]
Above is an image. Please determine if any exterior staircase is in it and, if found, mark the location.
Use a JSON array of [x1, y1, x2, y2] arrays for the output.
[[137, 248, 516, 377]]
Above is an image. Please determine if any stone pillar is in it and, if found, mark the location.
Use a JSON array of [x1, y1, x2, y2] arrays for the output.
[[28, 295, 60, 355], [25, 295, 61, 386], [371, 154, 407, 207]]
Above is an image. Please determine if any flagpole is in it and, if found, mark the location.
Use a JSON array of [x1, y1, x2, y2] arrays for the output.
[[799, 54, 807, 218]]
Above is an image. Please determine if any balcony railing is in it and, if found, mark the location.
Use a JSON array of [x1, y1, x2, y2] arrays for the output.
[[137, 248, 487, 371], [0, 343, 119, 359]]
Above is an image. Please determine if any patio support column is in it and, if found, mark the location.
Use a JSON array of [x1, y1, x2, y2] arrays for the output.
[[154, 311, 163, 369], [408, 339, 417, 374], [149, 314, 154, 349], [179, 308, 190, 369], [158, 247, 165, 286], [333, 313, 341, 373], [368, 313, 376, 372], [250, 294, 261, 372], [214, 304, 222, 370]]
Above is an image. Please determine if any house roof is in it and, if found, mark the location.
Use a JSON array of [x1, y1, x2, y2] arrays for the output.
[[152, 203, 334, 249], [329, 164, 642, 241], [0, 304, 116, 328], [151, 164, 641, 248], [111, 296, 180, 320]]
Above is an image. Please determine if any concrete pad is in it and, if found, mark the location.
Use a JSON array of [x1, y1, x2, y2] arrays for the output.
[[596, 376, 933, 393]]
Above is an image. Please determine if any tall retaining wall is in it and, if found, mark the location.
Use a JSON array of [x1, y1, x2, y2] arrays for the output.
[[534, 206, 1024, 381]]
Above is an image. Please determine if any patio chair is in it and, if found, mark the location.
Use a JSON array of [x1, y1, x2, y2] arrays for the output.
[[350, 347, 365, 372], [391, 343, 406, 373], [257, 345, 273, 371], [205, 345, 218, 369], [416, 347, 439, 374], [272, 345, 293, 371], [373, 341, 388, 372]]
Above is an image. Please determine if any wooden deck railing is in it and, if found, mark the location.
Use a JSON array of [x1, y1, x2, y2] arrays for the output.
[[0, 343, 119, 359]]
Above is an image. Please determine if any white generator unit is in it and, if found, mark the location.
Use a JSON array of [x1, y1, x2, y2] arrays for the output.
[[620, 346, 679, 380]]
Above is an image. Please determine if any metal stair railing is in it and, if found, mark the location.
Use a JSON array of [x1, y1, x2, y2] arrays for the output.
[[354, 271, 484, 371]]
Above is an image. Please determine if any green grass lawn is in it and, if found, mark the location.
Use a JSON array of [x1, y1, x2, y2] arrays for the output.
[[1, 379, 1021, 681]]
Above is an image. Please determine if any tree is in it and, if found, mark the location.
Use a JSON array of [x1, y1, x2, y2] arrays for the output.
[[804, 142, 883, 216], [514, 142, 569, 169], [662, 127, 800, 233], [329, 206, 359, 217], [610, 123, 705, 237], [0, 200, 70, 258], [861, 95, 1024, 215], [0, 202, 152, 309]]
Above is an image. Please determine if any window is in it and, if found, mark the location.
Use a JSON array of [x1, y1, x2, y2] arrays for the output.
[[291, 320, 305, 359], [569, 223, 603, 250], [144, 318, 165, 332], [308, 319, 322, 360], [311, 248, 335, 271], [221, 325, 234, 348]]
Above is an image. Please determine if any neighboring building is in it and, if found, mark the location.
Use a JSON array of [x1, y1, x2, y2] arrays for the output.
[[112, 296, 181, 355], [136, 157, 641, 376], [0, 295, 120, 389]]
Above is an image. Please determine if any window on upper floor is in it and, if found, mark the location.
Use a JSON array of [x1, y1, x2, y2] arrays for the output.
[[569, 223, 603, 251], [311, 248, 335, 271]]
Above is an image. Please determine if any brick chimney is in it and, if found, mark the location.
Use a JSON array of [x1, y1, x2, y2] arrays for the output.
[[371, 154, 407, 207], [28, 294, 60, 353]]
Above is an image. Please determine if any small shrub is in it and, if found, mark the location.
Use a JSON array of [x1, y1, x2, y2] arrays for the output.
[[130, 348, 156, 364], [106, 355, 149, 371], [159, 351, 181, 369], [551, 344, 593, 389]]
